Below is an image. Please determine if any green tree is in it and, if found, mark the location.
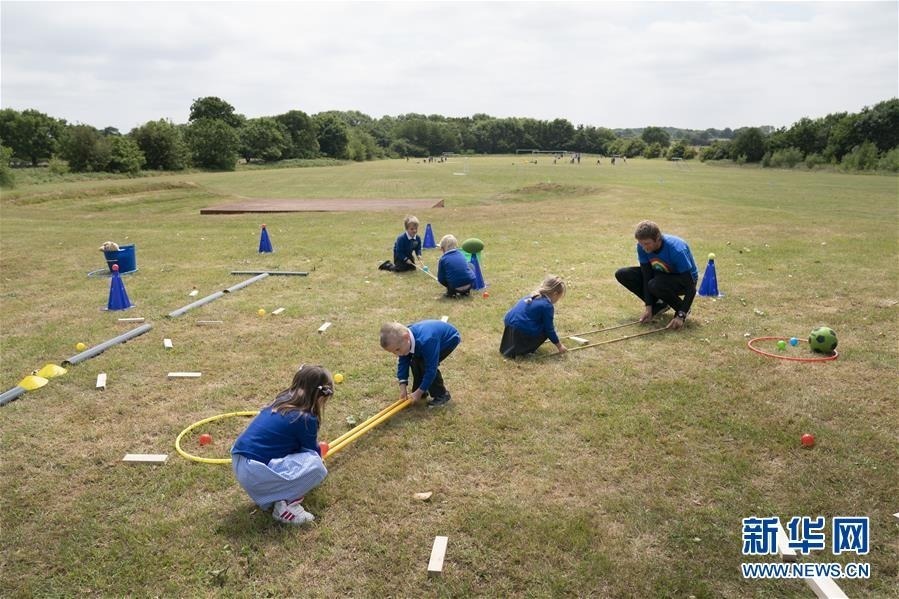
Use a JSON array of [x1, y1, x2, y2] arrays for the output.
[[730, 127, 767, 162], [667, 141, 687, 159], [188, 96, 244, 128], [346, 128, 383, 161], [853, 99, 899, 152], [0, 108, 66, 165], [643, 142, 663, 159], [106, 136, 145, 174], [185, 118, 239, 170], [239, 117, 289, 162], [538, 118, 576, 150], [313, 113, 349, 158], [0, 145, 15, 187], [60, 124, 111, 172], [641, 126, 671, 148], [274, 110, 320, 158], [840, 140, 879, 171], [130, 119, 189, 170]]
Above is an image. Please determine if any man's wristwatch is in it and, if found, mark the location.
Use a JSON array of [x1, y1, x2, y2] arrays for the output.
[[676, 310, 687, 320]]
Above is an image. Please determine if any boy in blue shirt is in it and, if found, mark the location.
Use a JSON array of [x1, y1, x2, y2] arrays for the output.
[[379, 215, 422, 272], [436, 234, 476, 297], [614, 220, 698, 330], [379, 320, 461, 407]]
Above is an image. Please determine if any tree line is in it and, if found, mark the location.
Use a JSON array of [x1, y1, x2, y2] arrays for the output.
[[1, 96, 897, 186]]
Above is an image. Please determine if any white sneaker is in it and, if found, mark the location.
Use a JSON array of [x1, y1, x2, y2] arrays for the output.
[[272, 499, 314, 525]]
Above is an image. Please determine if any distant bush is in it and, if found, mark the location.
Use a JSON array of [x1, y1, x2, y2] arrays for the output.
[[0, 145, 15, 187], [804, 153, 827, 169], [840, 141, 879, 171], [643, 142, 663, 159], [47, 157, 70, 175], [877, 147, 899, 172], [767, 147, 804, 168]]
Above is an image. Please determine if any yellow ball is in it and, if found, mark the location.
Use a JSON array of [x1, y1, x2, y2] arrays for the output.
[[257, 308, 266, 316], [334, 373, 344, 384], [708, 253, 716, 260], [75, 342, 86, 351]]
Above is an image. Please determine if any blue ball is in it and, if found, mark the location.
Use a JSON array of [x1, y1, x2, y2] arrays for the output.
[[789, 337, 799, 346], [422, 265, 429, 272]]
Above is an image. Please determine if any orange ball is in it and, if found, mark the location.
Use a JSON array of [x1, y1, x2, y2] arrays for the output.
[[199, 433, 213, 446]]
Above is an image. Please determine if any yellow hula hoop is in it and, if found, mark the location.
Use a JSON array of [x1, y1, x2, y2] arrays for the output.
[[175, 410, 258, 464]]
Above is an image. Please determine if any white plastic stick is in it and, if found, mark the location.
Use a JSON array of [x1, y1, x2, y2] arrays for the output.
[[318, 322, 332, 333], [272, 307, 285, 315], [167, 372, 201, 378], [96, 373, 107, 390], [122, 454, 168, 463], [117, 317, 145, 323], [163, 338, 173, 349], [440, 315, 449, 322]]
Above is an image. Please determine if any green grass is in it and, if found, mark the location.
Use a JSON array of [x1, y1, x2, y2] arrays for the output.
[[1, 156, 897, 597]]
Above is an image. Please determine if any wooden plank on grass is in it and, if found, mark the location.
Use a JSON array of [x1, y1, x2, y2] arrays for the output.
[[318, 322, 332, 333], [122, 454, 168, 463], [96, 373, 107, 389], [776, 521, 797, 562], [568, 336, 589, 345], [168, 372, 201, 379], [427, 535, 448, 576], [805, 576, 848, 599]]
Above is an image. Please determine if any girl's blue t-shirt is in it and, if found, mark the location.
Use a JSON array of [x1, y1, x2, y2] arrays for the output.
[[231, 407, 320, 464]]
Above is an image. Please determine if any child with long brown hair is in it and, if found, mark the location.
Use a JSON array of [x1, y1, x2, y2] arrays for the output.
[[231, 364, 334, 525]]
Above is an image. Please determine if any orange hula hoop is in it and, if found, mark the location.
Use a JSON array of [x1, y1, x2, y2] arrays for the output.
[[747, 336, 838, 362]]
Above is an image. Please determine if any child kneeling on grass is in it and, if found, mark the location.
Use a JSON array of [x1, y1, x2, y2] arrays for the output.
[[436, 234, 476, 298], [379, 215, 422, 273], [231, 364, 333, 525], [500, 275, 568, 357], [380, 320, 461, 407]]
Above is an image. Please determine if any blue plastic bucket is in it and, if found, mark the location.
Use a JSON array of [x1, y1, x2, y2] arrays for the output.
[[104, 244, 137, 273]]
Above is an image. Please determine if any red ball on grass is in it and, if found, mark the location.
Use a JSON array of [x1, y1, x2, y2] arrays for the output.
[[199, 433, 213, 446], [800, 433, 815, 448]]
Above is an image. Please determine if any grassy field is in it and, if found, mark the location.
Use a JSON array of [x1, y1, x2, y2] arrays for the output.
[[1, 156, 897, 598]]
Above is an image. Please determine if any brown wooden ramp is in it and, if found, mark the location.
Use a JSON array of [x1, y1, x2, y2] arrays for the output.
[[201, 198, 444, 214]]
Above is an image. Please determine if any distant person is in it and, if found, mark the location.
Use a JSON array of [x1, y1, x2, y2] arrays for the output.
[[500, 275, 568, 357], [436, 234, 476, 298], [231, 364, 334, 525], [380, 320, 461, 407], [611, 157, 616, 165], [614, 220, 698, 331], [379, 215, 422, 272]]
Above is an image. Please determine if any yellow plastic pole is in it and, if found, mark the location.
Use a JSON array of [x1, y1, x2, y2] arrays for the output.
[[563, 326, 667, 353], [329, 397, 406, 447], [563, 320, 641, 338], [325, 398, 413, 459]]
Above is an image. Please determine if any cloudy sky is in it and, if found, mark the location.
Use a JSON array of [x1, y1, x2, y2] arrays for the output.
[[1, 1, 896, 132]]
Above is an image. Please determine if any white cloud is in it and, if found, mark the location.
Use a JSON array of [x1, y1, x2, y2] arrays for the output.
[[1, 1, 896, 131]]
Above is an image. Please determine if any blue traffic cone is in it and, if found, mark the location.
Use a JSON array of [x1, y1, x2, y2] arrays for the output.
[[698, 255, 721, 297], [469, 253, 487, 290], [107, 264, 133, 310], [423, 223, 436, 249], [259, 224, 273, 253]]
